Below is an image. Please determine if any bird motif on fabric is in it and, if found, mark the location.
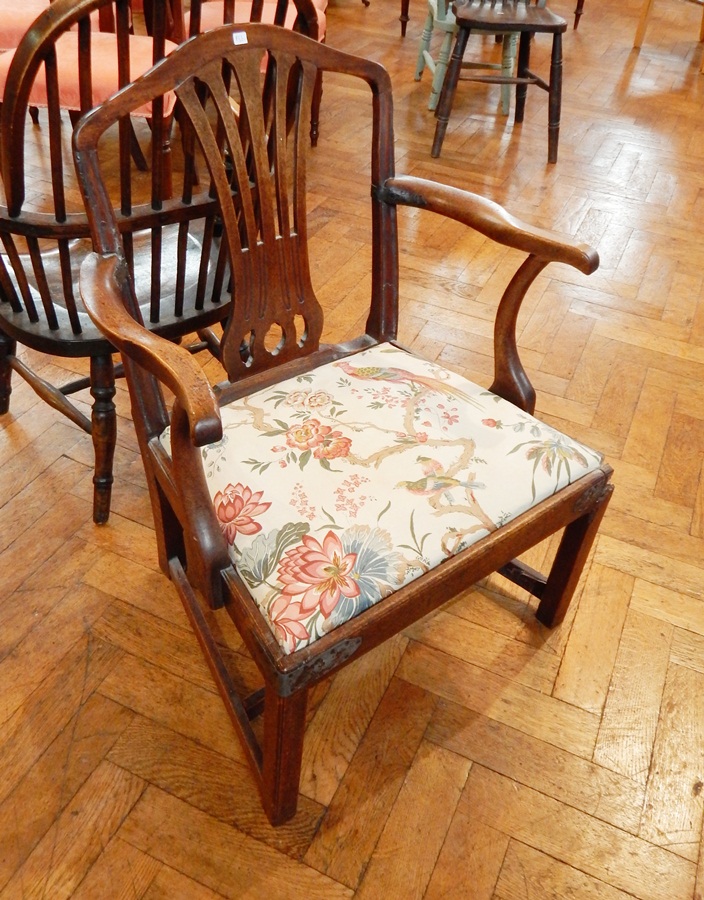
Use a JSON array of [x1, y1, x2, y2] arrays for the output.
[[335, 360, 482, 408], [396, 474, 486, 496], [396, 456, 485, 509]]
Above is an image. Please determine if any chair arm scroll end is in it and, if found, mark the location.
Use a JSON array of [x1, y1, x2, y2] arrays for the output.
[[80, 252, 222, 448]]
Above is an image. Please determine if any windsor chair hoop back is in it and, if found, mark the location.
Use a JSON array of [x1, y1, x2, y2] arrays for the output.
[[0, 0, 230, 524], [75, 23, 613, 824]]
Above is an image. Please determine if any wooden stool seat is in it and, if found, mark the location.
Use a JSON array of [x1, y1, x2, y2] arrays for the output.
[[431, 0, 567, 163]]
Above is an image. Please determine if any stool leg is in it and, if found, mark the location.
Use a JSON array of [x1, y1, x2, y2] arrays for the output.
[[573, 0, 585, 30], [500, 32, 517, 115], [514, 31, 531, 124], [547, 31, 563, 164], [432, 24, 470, 157]]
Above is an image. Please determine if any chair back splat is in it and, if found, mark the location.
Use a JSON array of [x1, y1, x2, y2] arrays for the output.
[[75, 24, 613, 825]]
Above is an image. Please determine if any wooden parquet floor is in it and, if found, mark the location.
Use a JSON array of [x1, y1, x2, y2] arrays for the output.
[[2, 0, 704, 896]]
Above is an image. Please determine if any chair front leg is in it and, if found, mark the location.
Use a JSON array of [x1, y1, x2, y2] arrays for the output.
[[260, 684, 308, 825], [89, 354, 117, 525], [0, 330, 15, 415]]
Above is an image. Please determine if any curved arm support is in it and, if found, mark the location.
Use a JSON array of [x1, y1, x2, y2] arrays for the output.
[[80, 252, 223, 447], [381, 175, 600, 413], [489, 255, 547, 414], [381, 176, 599, 274]]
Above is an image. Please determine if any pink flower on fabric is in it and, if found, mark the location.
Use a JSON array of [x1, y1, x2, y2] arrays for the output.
[[306, 390, 332, 409], [314, 433, 352, 460], [482, 418, 502, 428], [277, 531, 360, 618], [212, 482, 270, 545], [268, 595, 311, 651], [285, 418, 331, 450]]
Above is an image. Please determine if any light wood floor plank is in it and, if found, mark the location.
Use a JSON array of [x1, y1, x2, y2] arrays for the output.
[[467, 765, 695, 900], [354, 741, 470, 900], [0, 761, 145, 900], [398, 642, 600, 757], [428, 700, 646, 834], [593, 609, 672, 783], [119, 788, 353, 900]]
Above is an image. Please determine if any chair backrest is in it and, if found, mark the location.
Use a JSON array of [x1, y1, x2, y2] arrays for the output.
[[160, 0, 323, 44], [74, 24, 397, 384], [0, 0, 228, 353]]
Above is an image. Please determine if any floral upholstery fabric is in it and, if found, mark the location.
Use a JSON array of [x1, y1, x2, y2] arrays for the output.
[[172, 343, 604, 655]]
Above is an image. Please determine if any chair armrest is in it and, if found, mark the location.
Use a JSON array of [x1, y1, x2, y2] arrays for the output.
[[80, 252, 223, 447], [381, 175, 598, 414], [381, 175, 598, 273]]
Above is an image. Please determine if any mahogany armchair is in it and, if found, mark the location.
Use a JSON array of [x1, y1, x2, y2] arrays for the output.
[[75, 24, 613, 824], [0, 0, 230, 523]]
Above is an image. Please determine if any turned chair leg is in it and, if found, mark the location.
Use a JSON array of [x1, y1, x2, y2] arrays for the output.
[[500, 32, 517, 115], [415, 11, 434, 81], [261, 686, 308, 825], [400, 0, 410, 37], [89, 354, 117, 525], [547, 31, 563, 164], [432, 23, 470, 156], [514, 31, 531, 125], [311, 71, 323, 147], [536, 484, 613, 626], [0, 331, 15, 415], [573, 0, 585, 29], [429, 28, 456, 111]]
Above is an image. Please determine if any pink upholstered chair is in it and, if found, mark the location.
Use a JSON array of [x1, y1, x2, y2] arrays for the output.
[[0, 0, 178, 171], [0, 1, 50, 51]]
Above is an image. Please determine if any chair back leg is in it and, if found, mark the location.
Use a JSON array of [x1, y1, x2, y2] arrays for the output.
[[89, 354, 117, 525], [536, 483, 613, 626], [546, 31, 563, 165]]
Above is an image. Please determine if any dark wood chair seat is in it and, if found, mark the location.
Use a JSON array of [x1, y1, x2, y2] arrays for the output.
[[74, 23, 613, 825]]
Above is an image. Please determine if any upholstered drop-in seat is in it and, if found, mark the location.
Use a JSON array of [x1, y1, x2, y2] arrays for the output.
[[165, 343, 604, 655]]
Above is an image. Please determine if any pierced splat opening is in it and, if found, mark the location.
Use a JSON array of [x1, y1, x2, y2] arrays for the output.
[[239, 330, 255, 367], [264, 322, 285, 355], [294, 314, 308, 348]]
